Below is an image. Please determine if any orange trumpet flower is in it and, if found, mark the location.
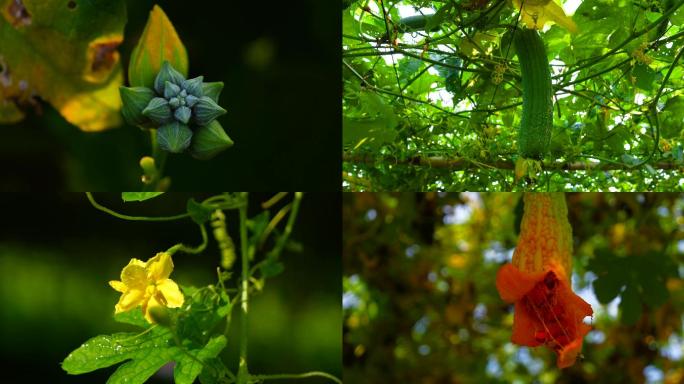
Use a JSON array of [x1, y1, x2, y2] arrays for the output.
[[496, 193, 593, 368]]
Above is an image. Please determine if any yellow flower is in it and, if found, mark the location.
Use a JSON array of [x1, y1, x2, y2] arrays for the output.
[[109, 252, 184, 324], [512, 0, 577, 33]]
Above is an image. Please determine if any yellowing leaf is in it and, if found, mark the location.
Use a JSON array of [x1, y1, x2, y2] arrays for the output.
[[0, 0, 127, 131], [128, 5, 189, 89], [512, 0, 577, 33]]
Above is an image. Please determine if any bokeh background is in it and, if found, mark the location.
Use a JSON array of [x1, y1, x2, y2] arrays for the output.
[[1, 0, 339, 191], [343, 193, 684, 383], [0, 192, 341, 383]]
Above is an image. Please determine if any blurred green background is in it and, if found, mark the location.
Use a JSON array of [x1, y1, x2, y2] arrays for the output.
[[1, 0, 339, 191], [343, 193, 684, 383], [0, 192, 341, 383]]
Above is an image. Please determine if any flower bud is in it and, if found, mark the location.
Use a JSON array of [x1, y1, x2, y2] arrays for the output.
[[143, 97, 173, 125], [157, 121, 193, 153], [120, 86, 156, 128], [164, 81, 181, 99], [147, 305, 173, 327], [190, 120, 234, 160], [201, 82, 224, 102], [185, 94, 199, 107], [168, 97, 181, 109], [183, 76, 204, 97], [193, 96, 227, 126], [174, 106, 192, 124], [154, 61, 185, 95]]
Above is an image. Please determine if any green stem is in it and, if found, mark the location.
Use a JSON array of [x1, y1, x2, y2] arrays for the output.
[[268, 192, 303, 259], [165, 223, 208, 255], [142, 130, 167, 192], [85, 192, 190, 221], [252, 371, 342, 384], [237, 193, 250, 383]]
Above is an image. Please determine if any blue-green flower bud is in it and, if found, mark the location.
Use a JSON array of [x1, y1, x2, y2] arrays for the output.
[[183, 76, 204, 97], [169, 97, 181, 109], [154, 61, 185, 94], [164, 81, 181, 99], [193, 96, 227, 126], [143, 97, 173, 125], [201, 82, 224, 103], [190, 121, 234, 160], [157, 121, 193, 153], [185, 94, 199, 107], [119, 86, 156, 128], [174, 106, 192, 124]]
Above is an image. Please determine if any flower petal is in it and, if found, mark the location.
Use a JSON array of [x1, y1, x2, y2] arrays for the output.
[[157, 279, 184, 308], [146, 252, 174, 281], [511, 301, 543, 347], [114, 288, 145, 313], [120, 260, 148, 290], [143, 291, 164, 323], [556, 325, 590, 368], [495, 263, 545, 302], [109, 280, 127, 293]]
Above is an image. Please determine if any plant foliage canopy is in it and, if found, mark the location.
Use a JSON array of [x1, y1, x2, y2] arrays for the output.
[[343, 0, 684, 191]]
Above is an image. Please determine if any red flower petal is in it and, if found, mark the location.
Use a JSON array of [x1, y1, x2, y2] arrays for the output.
[[496, 263, 593, 368]]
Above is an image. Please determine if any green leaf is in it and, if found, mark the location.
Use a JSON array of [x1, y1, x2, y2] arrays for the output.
[[128, 5, 188, 89], [186, 198, 213, 225], [174, 335, 228, 384], [0, 0, 127, 130], [64, 293, 229, 383], [593, 274, 624, 304], [114, 307, 150, 328], [107, 347, 179, 384], [121, 192, 164, 202], [61, 328, 173, 375], [176, 286, 229, 345], [260, 259, 285, 278], [619, 285, 642, 325], [248, 211, 271, 245], [632, 63, 658, 91], [198, 358, 232, 384]]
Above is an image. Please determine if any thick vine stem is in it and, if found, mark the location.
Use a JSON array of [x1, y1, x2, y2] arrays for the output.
[[237, 193, 250, 384]]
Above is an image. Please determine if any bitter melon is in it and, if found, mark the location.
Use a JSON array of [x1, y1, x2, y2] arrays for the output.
[[513, 29, 553, 159]]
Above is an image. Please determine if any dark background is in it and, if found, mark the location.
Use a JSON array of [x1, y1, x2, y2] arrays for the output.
[[0, 192, 341, 382], [1, 0, 340, 191]]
